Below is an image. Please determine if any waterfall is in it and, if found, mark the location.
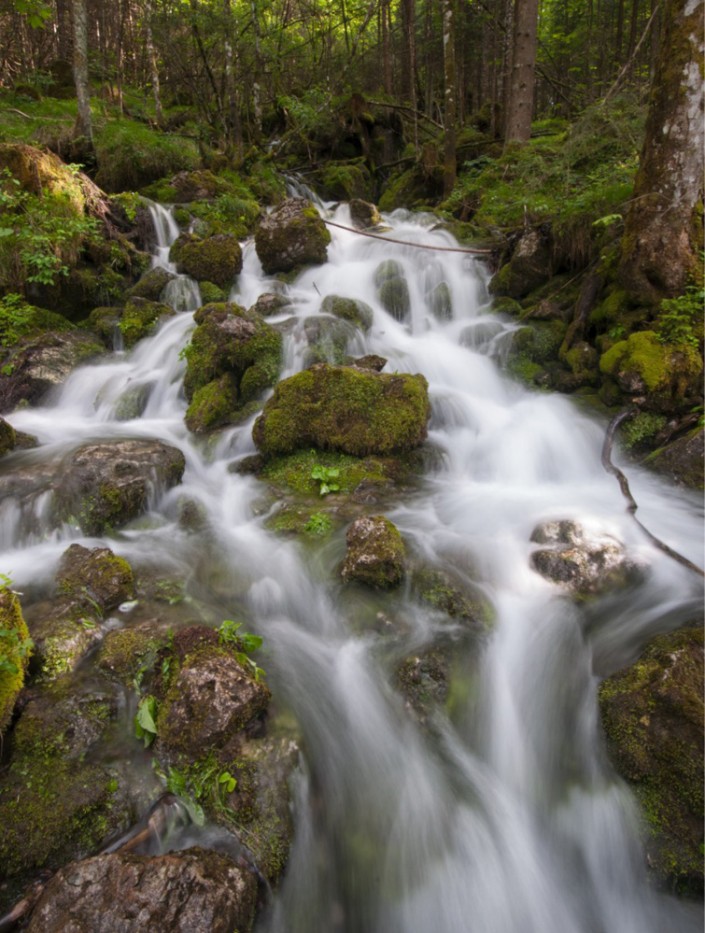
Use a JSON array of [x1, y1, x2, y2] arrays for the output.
[[2, 201, 702, 932]]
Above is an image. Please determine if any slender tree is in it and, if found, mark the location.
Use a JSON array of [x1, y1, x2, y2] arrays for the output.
[[442, 0, 457, 196], [72, 0, 93, 146], [504, 0, 539, 144]]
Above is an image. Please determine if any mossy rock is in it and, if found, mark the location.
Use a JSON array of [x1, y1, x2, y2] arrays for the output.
[[97, 619, 175, 686], [378, 166, 428, 212], [252, 363, 430, 458], [340, 515, 406, 589], [302, 315, 357, 367], [0, 587, 31, 735], [254, 197, 330, 275], [489, 229, 554, 300], [55, 544, 134, 613], [320, 294, 374, 332], [182, 303, 281, 432], [259, 448, 399, 499], [645, 427, 704, 489], [251, 292, 290, 317], [349, 198, 382, 229], [427, 281, 452, 321], [170, 169, 230, 202], [0, 142, 85, 211], [374, 260, 411, 322], [599, 331, 703, 408], [0, 417, 16, 457], [119, 298, 175, 348], [198, 281, 227, 304], [505, 320, 567, 386], [598, 626, 704, 894], [25, 597, 103, 681], [126, 266, 174, 302], [88, 306, 122, 346], [172, 233, 243, 289]]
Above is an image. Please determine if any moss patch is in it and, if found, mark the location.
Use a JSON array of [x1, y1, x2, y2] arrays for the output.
[[0, 587, 31, 734]]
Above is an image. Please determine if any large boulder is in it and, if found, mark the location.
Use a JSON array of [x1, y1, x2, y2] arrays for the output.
[[320, 294, 374, 332], [340, 515, 406, 589], [0, 331, 104, 414], [183, 302, 282, 433], [254, 198, 330, 274], [374, 260, 411, 322], [252, 363, 430, 458], [530, 520, 642, 597], [489, 228, 553, 300], [646, 427, 704, 489], [54, 439, 185, 535], [599, 626, 704, 894], [118, 298, 175, 348], [349, 198, 382, 229], [126, 266, 175, 302], [25, 847, 258, 933], [170, 233, 243, 288]]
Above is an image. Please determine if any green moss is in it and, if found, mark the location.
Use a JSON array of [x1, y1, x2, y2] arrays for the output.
[[173, 234, 243, 288], [198, 281, 227, 304], [254, 364, 429, 458], [599, 330, 703, 395], [0, 587, 31, 734], [260, 448, 393, 497], [119, 298, 174, 348], [505, 320, 567, 385], [185, 373, 239, 434], [0, 293, 74, 347], [94, 122, 200, 193], [342, 515, 406, 589], [320, 294, 374, 332]]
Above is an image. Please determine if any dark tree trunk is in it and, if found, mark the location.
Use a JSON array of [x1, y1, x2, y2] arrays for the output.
[[504, 0, 539, 144], [442, 0, 457, 196], [619, 0, 704, 303]]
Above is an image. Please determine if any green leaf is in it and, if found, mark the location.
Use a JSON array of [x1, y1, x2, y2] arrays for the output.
[[135, 695, 158, 747]]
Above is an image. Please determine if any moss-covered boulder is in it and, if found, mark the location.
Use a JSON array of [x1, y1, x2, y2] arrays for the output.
[[126, 266, 174, 302], [489, 229, 554, 300], [0, 416, 16, 457], [251, 292, 291, 317], [340, 515, 406, 589], [171, 233, 243, 289], [599, 331, 703, 410], [252, 363, 430, 458], [0, 331, 104, 414], [646, 427, 704, 489], [530, 520, 642, 597], [170, 169, 230, 202], [56, 544, 135, 613], [505, 320, 567, 386], [54, 438, 185, 535], [599, 626, 704, 894], [349, 198, 382, 229], [24, 847, 258, 933], [183, 302, 282, 433], [320, 294, 374, 332], [254, 198, 330, 275], [0, 587, 31, 735], [374, 260, 411, 322], [119, 298, 175, 348]]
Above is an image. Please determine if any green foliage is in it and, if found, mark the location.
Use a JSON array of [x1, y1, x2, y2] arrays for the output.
[[134, 694, 158, 747], [0, 292, 72, 346], [217, 619, 265, 681], [0, 167, 97, 290], [621, 412, 667, 450], [303, 511, 332, 535], [310, 463, 340, 496], [94, 122, 200, 194], [162, 753, 239, 826], [657, 285, 703, 349]]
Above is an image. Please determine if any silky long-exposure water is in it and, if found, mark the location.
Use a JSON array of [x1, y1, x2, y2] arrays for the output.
[[2, 201, 703, 932]]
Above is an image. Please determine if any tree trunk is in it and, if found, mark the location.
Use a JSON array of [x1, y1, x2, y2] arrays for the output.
[[618, 0, 704, 303], [72, 0, 93, 146], [504, 0, 539, 144], [144, 0, 164, 125], [442, 0, 456, 197], [56, 0, 73, 61]]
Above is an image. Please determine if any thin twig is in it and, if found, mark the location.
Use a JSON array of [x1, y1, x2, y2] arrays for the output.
[[323, 219, 493, 254]]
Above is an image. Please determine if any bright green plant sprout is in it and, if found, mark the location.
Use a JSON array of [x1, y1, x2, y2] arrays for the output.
[[135, 694, 158, 747], [218, 619, 265, 681], [304, 511, 332, 535], [311, 464, 340, 496]]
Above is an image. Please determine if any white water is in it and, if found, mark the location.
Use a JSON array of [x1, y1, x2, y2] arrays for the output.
[[3, 202, 703, 931]]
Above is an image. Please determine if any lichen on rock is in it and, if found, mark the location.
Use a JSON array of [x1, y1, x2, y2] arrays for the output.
[[340, 514, 406, 589]]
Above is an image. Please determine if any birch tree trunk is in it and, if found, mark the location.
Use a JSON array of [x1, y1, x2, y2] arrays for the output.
[[442, 0, 457, 197], [619, 0, 704, 303], [504, 0, 539, 145]]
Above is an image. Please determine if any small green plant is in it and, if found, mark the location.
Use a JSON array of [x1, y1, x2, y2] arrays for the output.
[[621, 411, 667, 450], [162, 755, 238, 825], [0, 573, 33, 677], [134, 694, 159, 747], [310, 463, 340, 496], [217, 619, 265, 682], [303, 511, 332, 535]]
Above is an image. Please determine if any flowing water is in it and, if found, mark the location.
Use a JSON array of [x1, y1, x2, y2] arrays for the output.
[[3, 202, 703, 932]]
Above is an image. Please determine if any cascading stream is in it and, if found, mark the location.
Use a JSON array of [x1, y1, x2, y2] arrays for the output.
[[2, 202, 702, 932]]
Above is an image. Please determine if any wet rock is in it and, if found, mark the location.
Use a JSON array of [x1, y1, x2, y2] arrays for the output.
[[302, 315, 357, 367], [0, 331, 104, 414], [156, 631, 271, 760], [113, 381, 152, 421], [126, 266, 174, 302], [349, 198, 382, 229], [171, 169, 229, 202], [97, 618, 175, 685], [253, 363, 430, 458], [459, 319, 506, 353], [353, 354, 387, 372], [374, 259, 411, 322], [183, 302, 282, 433], [24, 846, 258, 933], [645, 427, 704, 489], [530, 520, 641, 596], [427, 280, 452, 321], [599, 626, 704, 894], [54, 438, 185, 535], [56, 544, 135, 614], [119, 297, 175, 348], [489, 228, 553, 300], [320, 294, 374, 332], [171, 233, 243, 288], [0, 416, 16, 456], [254, 197, 330, 275], [251, 292, 291, 317], [88, 306, 123, 346], [341, 515, 406, 589], [0, 587, 30, 734]]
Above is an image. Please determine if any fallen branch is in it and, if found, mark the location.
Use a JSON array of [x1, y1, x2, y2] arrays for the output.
[[322, 219, 493, 255], [602, 409, 705, 577]]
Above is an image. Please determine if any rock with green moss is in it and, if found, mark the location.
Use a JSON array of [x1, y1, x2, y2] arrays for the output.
[[0, 417, 16, 457], [126, 266, 174, 302], [24, 847, 258, 933], [0, 587, 31, 735], [349, 199, 382, 229], [97, 619, 175, 685], [646, 427, 704, 489], [530, 520, 642, 597], [599, 331, 703, 409], [56, 544, 135, 613], [253, 363, 430, 458], [170, 169, 230, 202], [119, 298, 175, 348], [259, 448, 399, 501], [489, 229, 554, 300], [598, 626, 704, 895], [505, 320, 567, 386], [302, 315, 357, 367], [320, 294, 374, 332], [427, 281, 453, 321], [25, 596, 104, 681], [341, 515, 406, 589], [54, 438, 185, 535], [254, 198, 330, 275], [171, 233, 243, 289], [0, 331, 104, 415], [183, 302, 282, 433], [88, 306, 123, 346], [198, 281, 227, 304], [252, 292, 291, 317], [374, 260, 411, 322]]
